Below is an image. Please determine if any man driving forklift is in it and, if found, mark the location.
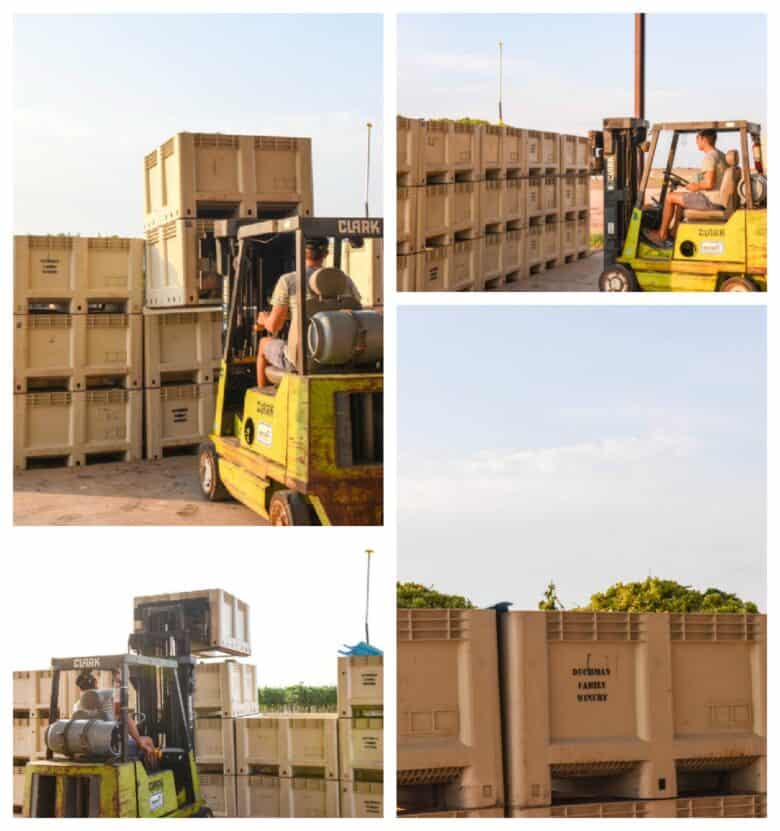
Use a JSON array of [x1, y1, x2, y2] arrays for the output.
[[255, 237, 361, 387], [646, 128, 727, 248], [74, 668, 158, 768]]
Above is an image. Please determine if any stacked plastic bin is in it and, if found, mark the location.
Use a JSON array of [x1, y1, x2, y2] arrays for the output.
[[397, 117, 591, 291], [141, 131, 314, 459], [13, 236, 144, 469]]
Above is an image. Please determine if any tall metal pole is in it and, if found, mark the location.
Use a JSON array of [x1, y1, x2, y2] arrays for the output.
[[364, 122, 373, 218], [498, 40, 504, 125], [364, 548, 374, 644], [634, 14, 645, 120]]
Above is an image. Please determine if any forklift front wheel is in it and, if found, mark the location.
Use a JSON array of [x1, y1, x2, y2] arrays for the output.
[[719, 275, 758, 292], [194, 807, 214, 817], [599, 265, 639, 292], [198, 442, 231, 502], [269, 490, 315, 526]]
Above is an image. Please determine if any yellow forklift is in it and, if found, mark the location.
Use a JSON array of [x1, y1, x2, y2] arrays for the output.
[[23, 593, 213, 819], [592, 119, 767, 291], [198, 215, 383, 526]]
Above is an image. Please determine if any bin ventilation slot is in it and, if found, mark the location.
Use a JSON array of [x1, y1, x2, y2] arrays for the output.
[[551, 760, 638, 778], [675, 755, 759, 773], [670, 614, 763, 641], [551, 801, 650, 818], [397, 609, 469, 642], [675, 795, 765, 818], [546, 612, 646, 642], [397, 767, 464, 786]]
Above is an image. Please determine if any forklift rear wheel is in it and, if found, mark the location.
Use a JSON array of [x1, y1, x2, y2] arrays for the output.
[[599, 265, 639, 292], [199, 442, 231, 502], [719, 275, 758, 292], [269, 490, 314, 526]]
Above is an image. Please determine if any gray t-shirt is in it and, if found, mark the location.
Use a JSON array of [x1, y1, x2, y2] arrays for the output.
[[700, 149, 727, 203], [270, 268, 361, 366]]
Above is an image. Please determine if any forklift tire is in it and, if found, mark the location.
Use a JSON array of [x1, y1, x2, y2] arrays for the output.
[[269, 490, 315, 526], [719, 275, 758, 292], [194, 807, 214, 817], [599, 265, 639, 292], [198, 442, 231, 502]]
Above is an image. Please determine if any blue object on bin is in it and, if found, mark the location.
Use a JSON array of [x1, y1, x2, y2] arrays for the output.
[[338, 641, 383, 656]]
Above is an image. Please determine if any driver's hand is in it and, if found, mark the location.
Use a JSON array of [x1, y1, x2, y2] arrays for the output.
[[138, 736, 158, 767], [256, 311, 266, 330]]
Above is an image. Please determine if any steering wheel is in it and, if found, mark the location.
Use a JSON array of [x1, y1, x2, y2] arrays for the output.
[[665, 171, 690, 189]]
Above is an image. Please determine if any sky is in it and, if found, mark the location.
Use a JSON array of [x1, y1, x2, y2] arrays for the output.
[[398, 306, 766, 612], [13, 14, 383, 236], [398, 14, 766, 166], [7, 534, 390, 687]]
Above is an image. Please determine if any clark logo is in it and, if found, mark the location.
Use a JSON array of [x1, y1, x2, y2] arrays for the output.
[[73, 657, 101, 668], [338, 219, 381, 235]]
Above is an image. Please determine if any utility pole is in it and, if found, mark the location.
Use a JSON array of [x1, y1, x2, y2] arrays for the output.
[[364, 548, 374, 644], [498, 40, 504, 125], [634, 13, 645, 120], [364, 122, 373, 218]]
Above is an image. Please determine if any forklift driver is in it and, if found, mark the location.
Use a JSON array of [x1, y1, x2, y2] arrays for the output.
[[647, 129, 727, 248], [254, 237, 361, 387], [74, 669, 158, 768]]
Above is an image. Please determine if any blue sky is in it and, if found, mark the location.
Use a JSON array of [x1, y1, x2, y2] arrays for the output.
[[398, 306, 766, 611], [14, 14, 383, 235], [399, 13, 766, 165]]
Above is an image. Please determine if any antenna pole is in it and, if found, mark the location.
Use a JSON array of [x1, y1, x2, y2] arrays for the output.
[[498, 41, 504, 125], [364, 122, 373, 217], [364, 548, 374, 644]]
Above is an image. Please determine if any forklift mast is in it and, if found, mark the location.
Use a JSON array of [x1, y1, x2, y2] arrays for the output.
[[590, 117, 649, 268]]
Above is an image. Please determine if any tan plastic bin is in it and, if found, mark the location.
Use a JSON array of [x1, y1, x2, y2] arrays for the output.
[[339, 780, 383, 818], [14, 236, 144, 314], [194, 716, 237, 773], [236, 775, 340, 818], [198, 772, 238, 817], [397, 608, 504, 813], [337, 654, 383, 717], [143, 132, 313, 228], [143, 307, 222, 387], [134, 589, 251, 657], [144, 381, 217, 460], [194, 661, 258, 718], [397, 116, 422, 186], [338, 716, 383, 780], [235, 714, 338, 779], [500, 611, 766, 809]]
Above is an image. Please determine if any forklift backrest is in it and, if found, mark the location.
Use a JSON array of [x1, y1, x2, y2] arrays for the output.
[[284, 267, 361, 377], [718, 149, 741, 214]]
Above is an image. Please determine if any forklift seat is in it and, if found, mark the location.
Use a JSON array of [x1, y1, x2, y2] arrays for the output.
[[265, 267, 361, 386], [683, 149, 741, 222]]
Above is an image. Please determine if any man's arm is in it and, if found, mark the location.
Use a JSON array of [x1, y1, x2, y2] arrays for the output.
[[257, 304, 289, 336], [687, 160, 716, 192]]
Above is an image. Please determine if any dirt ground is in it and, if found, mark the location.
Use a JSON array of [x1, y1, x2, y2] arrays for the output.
[[13, 454, 265, 526], [508, 250, 603, 292]]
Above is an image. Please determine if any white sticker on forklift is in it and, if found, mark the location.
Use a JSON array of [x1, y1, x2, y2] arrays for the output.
[[256, 423, 273, 446], [150, 790, 164, 812], [700, 241, 724, 255]]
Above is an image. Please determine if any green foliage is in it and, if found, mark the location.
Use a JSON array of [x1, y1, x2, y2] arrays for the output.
[[455, 117, 491, 126], [590, 232, 604, 250], [397, 581, 475, 609], [258, 684, 337, 713], [578, 578, 759, 614], [539, 581, 563, 611]]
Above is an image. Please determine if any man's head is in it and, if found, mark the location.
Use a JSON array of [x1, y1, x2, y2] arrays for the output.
[[696, 129, 717, 151], [75, 669, 98, 691], [305, 238, 329, 268]]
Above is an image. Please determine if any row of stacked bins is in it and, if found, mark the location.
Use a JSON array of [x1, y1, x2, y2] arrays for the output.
[[13, 237, 144, 469], [397, 117, 592, 292], [193, 652, 384, 817], [11, 669, 135, 814], [397, 609, 766, 818], [141, 131, 314, 460]]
